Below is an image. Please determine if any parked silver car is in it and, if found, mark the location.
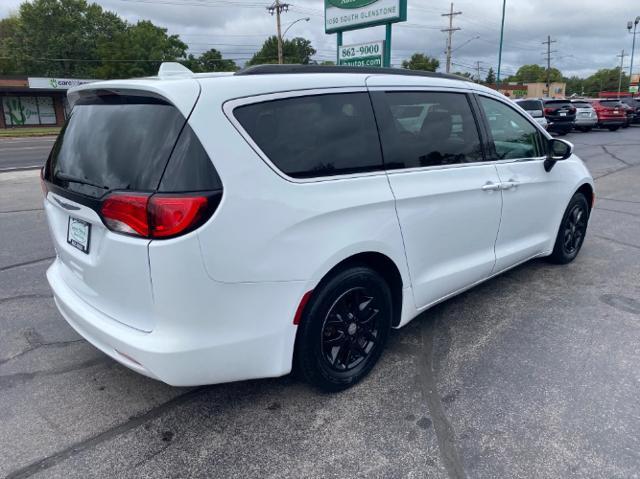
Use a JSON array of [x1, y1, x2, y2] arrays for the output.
[[571, 100, 598, 132], [514, 99, 548, 129]]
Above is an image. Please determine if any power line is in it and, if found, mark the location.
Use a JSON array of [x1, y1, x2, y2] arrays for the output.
[[441, 2, 462, 74]]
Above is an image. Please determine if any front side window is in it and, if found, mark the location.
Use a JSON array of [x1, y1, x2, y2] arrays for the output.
[[373, 91, 484, 169], [233, 92, 383, 179], [479, 96, 542, 160]]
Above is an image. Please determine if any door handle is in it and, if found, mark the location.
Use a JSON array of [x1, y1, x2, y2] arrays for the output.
[[500, 180, 520, 190], [481, 181, 501, 191]]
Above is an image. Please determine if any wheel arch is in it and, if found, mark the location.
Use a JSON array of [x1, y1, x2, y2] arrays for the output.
[[306, 251, 405, 328], [575, 182, 594, 212]]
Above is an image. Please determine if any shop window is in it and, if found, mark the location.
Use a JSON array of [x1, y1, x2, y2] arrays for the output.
[[2, 96, 57, 126]]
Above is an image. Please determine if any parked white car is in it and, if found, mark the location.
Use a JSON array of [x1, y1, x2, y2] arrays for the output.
[[42, 64, 594, 391], [514, 98, 548, 129]]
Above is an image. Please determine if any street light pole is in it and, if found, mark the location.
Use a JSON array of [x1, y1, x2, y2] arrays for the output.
[[497, 0, 506, 88], [628, 16, 640, 93], [282, 17, 310, 39]]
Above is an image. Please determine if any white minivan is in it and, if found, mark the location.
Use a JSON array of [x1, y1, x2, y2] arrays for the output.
[[42, 64, 594, 391]]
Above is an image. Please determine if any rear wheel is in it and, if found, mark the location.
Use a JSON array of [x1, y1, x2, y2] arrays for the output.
[[548, 192, 589, 264], [294, 266, 392, 392]]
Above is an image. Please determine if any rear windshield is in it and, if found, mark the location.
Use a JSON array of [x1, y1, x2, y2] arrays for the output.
[[544, 100, 571, 108], [599, 100, 622, 107], [516, 100, 542, 110], [47, 93, 189, 198], [571, 102, 591, 108]]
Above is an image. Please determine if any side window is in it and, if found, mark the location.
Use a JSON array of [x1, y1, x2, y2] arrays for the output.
[[373, 91, 484, 169], [233, 92, 383, 178], [479, 96, 542, 160]]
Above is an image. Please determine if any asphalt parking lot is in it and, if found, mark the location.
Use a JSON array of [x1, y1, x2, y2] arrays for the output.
[[1, 126, 639, 479]]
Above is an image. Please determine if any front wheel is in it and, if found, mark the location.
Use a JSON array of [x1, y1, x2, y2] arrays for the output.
[[548, 192, 589, 264], [294, 266, 392, 392]]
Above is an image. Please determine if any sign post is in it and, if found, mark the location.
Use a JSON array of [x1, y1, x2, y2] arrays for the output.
[[325, 0, 407, 68]]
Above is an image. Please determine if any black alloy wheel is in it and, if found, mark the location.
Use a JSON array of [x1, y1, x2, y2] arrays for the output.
[[549, 192, 589, 264], [294, 266, 392, 392], [321, 287, 380, 372]]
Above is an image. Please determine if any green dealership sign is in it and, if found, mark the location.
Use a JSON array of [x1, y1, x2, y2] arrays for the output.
[[325, 0, 407, 34]]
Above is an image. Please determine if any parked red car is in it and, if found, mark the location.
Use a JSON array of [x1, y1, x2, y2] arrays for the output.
[[589, 99, 626, 131]]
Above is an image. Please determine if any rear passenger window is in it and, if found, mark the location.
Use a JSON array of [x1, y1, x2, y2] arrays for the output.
[[233, 93, 383, 178], [372, 91, 484, 169], [479, 96, 541, 160]]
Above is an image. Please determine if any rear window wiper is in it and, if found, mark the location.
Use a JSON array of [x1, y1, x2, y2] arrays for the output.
[[55, 172, 108, 190]]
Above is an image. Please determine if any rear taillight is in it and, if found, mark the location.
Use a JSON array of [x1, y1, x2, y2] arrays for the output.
[[148, 195, 208, 238], [101, 193, 150, 237], [100, 192, 216, 239], [568, 107, 576, 114], [544, 107, 554, 115]]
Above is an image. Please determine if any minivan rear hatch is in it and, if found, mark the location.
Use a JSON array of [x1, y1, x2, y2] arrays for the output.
[[43, 80, 200, 332]]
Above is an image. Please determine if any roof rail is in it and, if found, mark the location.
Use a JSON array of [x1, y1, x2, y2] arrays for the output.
[[158, 62, 194, 79], [235, 64, 464, 81]]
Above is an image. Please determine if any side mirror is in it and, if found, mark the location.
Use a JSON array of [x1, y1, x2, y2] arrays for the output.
[[545, 138, 573, 171]]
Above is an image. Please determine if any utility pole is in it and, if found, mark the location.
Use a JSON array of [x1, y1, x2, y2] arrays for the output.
[[627, 17, 639, 96], [542, 35, 557, 97], [617, 49, 627, 97], [267, 0, 289, 64], [497, 0, 506, 88], [441, 3, 462, 74], [475, 61, 482, 83]]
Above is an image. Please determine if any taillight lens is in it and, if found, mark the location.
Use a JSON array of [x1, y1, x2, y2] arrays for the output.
[[148, 195, 208, 238], [544, 107, 554, 115], [568, 107, 576, 114], [100, 192, 215, 239], [101, 193, 150, 237]]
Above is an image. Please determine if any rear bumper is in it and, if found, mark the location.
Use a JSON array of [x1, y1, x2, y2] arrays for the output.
[[47, 258, 305, 386], [574, 117, 597, 126], [597, 118, 625, 126]]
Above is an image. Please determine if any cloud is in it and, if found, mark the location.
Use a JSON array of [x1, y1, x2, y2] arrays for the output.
[[1, 0, 637, 76]]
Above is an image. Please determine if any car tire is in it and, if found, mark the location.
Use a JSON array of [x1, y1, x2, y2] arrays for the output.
[[608, 126, 620, 131], [294, 265, 392, 392], [557, 130, 567, 136], [548, 192, 589, 264]]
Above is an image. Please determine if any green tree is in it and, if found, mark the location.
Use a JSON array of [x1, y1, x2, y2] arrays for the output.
[[582, 68, 629, 96], [0, 16, 21, 74], [485, 67, 496, 84], [95, 20, 187, 78], [247, 36, 316, 65], [564, 75, 584, 96], [507, 64, 563, 83], [183, 48, 237, 72], [401, 53, 439, 72], [10, 0, 126, 77]]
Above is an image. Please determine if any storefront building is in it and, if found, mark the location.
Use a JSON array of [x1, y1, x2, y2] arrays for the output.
[[0, 76, 99, 129]]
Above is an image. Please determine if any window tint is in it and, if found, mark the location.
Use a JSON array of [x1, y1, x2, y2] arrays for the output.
[[47, 94, 186, 198], [479, 96, 541, 160], [543, 100, 571, 108], [516, 100, 542, 111], [571, 101, 591, 109], [234, 93, 382, 178], [373, 91, 484, 169], [158, 124, 222, 192]]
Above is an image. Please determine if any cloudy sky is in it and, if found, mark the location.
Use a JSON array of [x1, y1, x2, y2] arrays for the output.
[[1, 0, 638, 78]]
